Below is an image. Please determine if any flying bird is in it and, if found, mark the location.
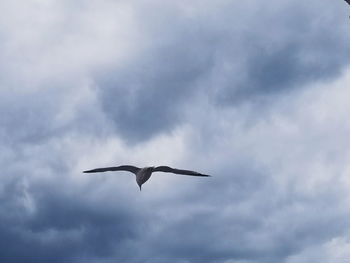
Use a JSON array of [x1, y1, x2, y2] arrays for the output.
[[83, 165, 211, 190]]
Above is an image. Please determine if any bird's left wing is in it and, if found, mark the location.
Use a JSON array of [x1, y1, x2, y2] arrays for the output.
[[344, 0, 350, 5], [83, 165, 140, 174], [153, 166, 211, 177]]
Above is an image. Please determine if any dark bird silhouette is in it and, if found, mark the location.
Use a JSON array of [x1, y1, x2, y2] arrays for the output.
[[83, 165, 211, 190]]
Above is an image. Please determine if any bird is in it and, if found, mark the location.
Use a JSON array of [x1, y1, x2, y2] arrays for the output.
[[83, 165, 211, 190]]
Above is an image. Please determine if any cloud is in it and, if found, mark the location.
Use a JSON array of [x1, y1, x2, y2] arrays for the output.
[[0, 181, 142, 263], [1, 0, 350, 262], [92, 0, 350, 142]]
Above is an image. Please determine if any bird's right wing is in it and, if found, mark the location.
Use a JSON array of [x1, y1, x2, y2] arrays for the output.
[[153, 166, 211, 177], [83, 165, 140, 174], [345, 0, 350, 5]]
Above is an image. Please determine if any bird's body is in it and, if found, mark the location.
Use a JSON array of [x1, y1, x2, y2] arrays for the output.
[[136, 167, 154, 189], [83, 165, 210, 190]]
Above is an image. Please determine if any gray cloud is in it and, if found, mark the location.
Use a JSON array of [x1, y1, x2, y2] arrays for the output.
[[0, 176, 143, 263], [1, 0, 350, 262], [95, 0, 350, 142], [96, 45, 210, 142]]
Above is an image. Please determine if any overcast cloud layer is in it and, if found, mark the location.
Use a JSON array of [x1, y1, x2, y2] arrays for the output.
[[1, 0, 350, 262]]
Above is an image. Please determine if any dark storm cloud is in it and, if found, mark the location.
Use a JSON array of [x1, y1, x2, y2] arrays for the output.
[[0, 177, 142, 263], [221, 38, 348, 103], [140, 180, 349, 263], [96, 0, 350, 142], [96, 42, 211, 142]]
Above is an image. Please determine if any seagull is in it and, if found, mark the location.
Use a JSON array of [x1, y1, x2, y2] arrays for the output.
[[83, 165, 211, 190]]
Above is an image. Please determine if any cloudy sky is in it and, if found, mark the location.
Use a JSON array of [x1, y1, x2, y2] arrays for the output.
[[1, 0, 350, 262]]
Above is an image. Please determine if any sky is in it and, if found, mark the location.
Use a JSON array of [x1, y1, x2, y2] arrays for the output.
[[1, 0, 350, 262]]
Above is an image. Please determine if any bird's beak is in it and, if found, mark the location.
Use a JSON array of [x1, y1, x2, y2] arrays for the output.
[[139, 185, 142, 191]]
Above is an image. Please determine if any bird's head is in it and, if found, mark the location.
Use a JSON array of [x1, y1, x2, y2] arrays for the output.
[[137, 181, 142, 191]]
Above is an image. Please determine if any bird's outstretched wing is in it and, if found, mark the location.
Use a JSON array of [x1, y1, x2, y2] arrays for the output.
[[345, 0, 350, 5], [153, 166, 211, 177], [83, 165, 140, 174]]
